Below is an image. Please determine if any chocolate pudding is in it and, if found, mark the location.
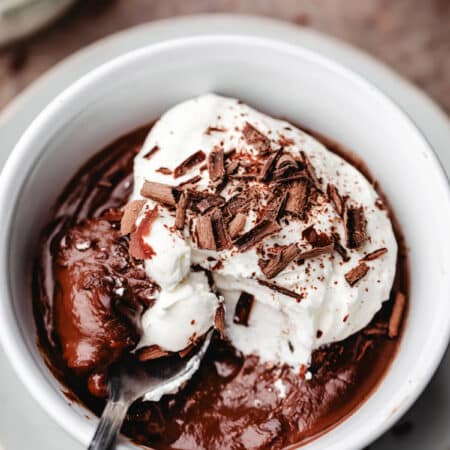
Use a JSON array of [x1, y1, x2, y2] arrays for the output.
[[33, 95, 408, 449]]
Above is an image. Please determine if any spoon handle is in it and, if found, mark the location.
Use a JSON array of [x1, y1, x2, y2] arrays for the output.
[[88, 400, 129, 450]]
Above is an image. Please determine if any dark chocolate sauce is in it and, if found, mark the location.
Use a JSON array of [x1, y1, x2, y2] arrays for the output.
[[33, 123, 408, 450]]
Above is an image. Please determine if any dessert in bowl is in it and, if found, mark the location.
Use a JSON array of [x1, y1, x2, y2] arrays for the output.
[[0, 36, 449, 450]]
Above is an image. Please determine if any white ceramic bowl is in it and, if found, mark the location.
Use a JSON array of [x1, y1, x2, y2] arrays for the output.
[[0, 35, 449, 450]]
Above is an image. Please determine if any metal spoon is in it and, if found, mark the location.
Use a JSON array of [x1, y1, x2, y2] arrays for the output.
[[88, 330, 213, 450]]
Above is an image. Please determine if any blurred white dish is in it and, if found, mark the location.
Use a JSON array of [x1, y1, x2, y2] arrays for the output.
[[0, 0, 74, 46]]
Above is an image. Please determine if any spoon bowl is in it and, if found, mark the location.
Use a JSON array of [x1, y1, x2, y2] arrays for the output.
[[88, 329, 214, 450]]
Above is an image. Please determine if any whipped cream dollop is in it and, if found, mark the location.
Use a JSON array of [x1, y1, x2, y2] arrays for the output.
[[130, 94, 397, 370], [140, 211, 191, 291], [138, 271, 219, 352]]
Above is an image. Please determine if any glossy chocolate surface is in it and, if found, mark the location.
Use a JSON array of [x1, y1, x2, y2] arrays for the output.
[[33, 124, 408, 449]]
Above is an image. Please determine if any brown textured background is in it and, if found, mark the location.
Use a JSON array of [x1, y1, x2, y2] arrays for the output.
[[0, 0, 449, 115]]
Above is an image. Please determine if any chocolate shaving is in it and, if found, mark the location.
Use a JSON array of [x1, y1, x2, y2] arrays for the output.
[[137, 345, 170, 361], [176, 175, 202, 189], [156, 167, 172, 175], [233, 292, 255, 326], [363, 323, 388, 336], [259, 148, 283, 182], [257, 279, 304, 302], [175, 192, 189, 230], [196, 195, 225, 214], [345, 262, 369, 286], [259, 243, 300, 279], [98, 179, 112, 188], [214, 305, 226, 338], [143, 145, 160, 160], [141, 181, 178, 206], [272, 173, 310, 184], [210, 209, 232, 250], [344, 205, 367, 249], [173, 150, 206, 178], [275, 152, 298, 173], [225, 160, 240, 175], [297, 243, 334, 261], [361, 247, 388, 261], [212, 178, 228, 195], [301, 151, 322, 191], [195, 215, 216, 250], [185, 189, 224, 213], [208, 147, 225, 182], [332, 233, 350, 262], [228, 213, 247, 239], [273, 153, 298, 179], [263, 190, 288, 221], [327, 183, 344, 216], [302, 226, 333, 248], [233, 220, 281, 252], [242, 122, 271, 153], [205, 126, 227, 135], [120, 200, 146, 235], [285, 179, 310, 218], [223, 191, 255, 221], [356, 340, 373, 361], [185, 189, 221, 202], [388, 292, 406, 338]]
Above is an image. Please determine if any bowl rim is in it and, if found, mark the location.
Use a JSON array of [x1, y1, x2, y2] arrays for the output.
[[0, 34, 449, 450]]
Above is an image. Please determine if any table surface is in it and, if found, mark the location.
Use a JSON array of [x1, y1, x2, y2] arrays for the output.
[[0, 0, 449, 116]]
